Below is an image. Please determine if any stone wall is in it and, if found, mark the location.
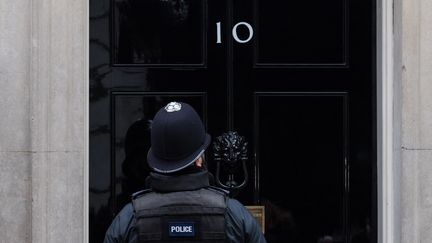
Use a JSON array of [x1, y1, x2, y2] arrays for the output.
[[0, 0, 32, 242], [0, 0, 88, 242], [396, 0, 432, 241]]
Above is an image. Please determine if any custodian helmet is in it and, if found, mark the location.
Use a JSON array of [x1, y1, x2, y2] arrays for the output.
[[147, 102, 211, 173]]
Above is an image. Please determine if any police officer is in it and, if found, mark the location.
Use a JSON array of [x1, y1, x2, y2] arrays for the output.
[[104, 102, 266, 243]]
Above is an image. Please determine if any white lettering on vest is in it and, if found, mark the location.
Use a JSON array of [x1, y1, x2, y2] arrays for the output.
[[171, 226, 192, 233]]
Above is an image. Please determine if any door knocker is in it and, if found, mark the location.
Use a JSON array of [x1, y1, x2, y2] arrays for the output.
[[212, 131, 249, 195]]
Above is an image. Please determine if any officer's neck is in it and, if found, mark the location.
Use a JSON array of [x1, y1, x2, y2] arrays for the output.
[[149, 170, 210, 192]]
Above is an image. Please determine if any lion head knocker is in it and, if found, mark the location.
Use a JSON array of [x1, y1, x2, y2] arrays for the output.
[[212, 131, 248, 193]]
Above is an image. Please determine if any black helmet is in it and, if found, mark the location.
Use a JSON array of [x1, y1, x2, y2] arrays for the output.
[[147, 102, 211, 173]]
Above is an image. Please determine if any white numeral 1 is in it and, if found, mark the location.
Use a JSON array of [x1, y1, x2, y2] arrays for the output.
[[216, 22, 222, 44]]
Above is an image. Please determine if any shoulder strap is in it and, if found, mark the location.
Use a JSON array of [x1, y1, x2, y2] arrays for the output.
[[207, 186, 230, 195], [131, 189, 152, 200]]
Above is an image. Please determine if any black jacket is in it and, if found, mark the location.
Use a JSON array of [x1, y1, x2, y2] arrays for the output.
[[103, 171, 267, 243]]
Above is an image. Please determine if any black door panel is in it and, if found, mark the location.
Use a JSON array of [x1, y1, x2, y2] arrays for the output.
[[254, 93, 347, 242], [113, 0, 206, 65], [254, 0, 347, 66]]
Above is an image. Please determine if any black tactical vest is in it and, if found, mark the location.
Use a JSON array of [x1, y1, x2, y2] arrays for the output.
[[132, 187, 227, 242]]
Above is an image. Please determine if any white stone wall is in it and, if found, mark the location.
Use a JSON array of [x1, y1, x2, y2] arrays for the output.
[[0, 0, 32, 242], [396, 0, 432, 241], [0, 0, 88, 242]]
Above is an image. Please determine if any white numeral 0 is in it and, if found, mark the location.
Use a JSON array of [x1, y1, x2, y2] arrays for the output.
[[232, 22, 254, 43], [216, 21, 254, 44]]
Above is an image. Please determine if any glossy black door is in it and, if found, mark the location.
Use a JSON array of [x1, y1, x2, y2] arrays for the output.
[[90, 0, 376, 242]]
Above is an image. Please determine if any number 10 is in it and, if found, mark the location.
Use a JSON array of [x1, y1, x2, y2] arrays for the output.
[[216, 22, 254, 44]]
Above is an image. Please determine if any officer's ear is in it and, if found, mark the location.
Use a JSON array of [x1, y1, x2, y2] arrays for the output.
[[195, 156, 203, 168]]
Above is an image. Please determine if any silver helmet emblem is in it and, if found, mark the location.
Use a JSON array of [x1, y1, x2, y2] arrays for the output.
[[164, 102, 182, 112]]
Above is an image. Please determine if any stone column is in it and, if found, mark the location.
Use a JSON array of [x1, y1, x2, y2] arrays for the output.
[[0, 1, 32, 241], [30, 0, 88, 242], [396, 0, 432, 241], [0, 0, 88, 242]]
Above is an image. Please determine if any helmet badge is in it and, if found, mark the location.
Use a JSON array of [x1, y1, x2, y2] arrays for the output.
[[164, 102, 182, 112]]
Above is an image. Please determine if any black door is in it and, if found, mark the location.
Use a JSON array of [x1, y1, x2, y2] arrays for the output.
[[90, 0, 376, 242]]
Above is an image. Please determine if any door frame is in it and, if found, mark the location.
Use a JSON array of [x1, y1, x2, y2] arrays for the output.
[[377, 0, 397, 242], [84, 0, 397, 242]]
